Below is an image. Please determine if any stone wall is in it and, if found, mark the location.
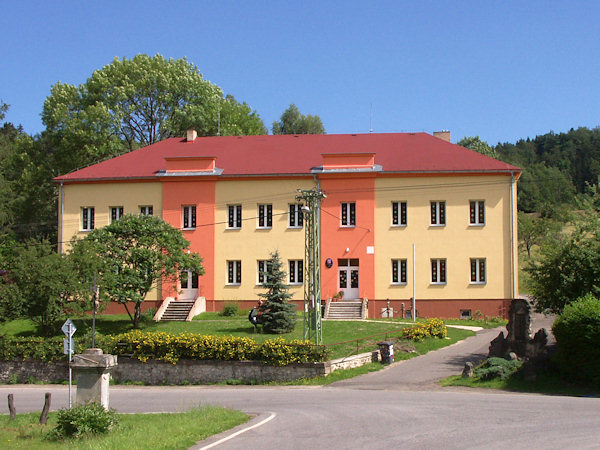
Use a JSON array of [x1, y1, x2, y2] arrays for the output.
[[0, 351, 380, 385]]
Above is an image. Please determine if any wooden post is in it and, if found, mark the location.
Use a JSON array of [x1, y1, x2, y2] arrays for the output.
[[8, 394, 16, 420], [39, 392, 51, 425]]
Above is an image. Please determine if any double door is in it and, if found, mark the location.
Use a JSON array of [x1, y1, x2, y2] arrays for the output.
[[338, 259, 359, 299]]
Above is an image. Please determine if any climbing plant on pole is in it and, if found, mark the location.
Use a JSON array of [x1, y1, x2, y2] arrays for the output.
[[259, 250, 296, 334]]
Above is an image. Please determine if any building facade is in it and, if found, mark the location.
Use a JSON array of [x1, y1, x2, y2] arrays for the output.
[[56, 132, 520, 319]]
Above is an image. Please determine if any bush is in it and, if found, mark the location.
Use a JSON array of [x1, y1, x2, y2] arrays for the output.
[[400, 319, 447, 341], [220, 303, 240, 317], [46, 403, 119, 440], [474, 357, 522, 381], [552, 293, 600, 386]]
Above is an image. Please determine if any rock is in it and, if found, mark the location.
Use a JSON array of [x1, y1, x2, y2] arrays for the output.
[[489, 332, 506, 357], [508, 352, 518, 361], [462, 361, 474, 378]]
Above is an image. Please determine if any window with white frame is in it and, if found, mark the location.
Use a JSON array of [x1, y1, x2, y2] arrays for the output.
[[81, 207, 95, 231], [257, 260, 268, 285], [227, 260, 241, 285], [470, 200, 485, 225], [289, 260, 303, 284], [341, 202, 356, 227], [110, 206, 124, 223], [392, 201, 407, 226], [182, 205, 196, 229], [470, 258, 486, 283], [139, 205, 153, 216], [289, 204, 304, 228], [391, 259, 408, 284], [430, 201, 446, 226], [257, 204, 272, 228], [431, 258, 447, 284], [228, 204, 242, 229]]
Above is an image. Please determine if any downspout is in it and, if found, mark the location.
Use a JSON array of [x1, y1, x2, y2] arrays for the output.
[[509, 172, 516, 299], [59, 182, 64, 254]]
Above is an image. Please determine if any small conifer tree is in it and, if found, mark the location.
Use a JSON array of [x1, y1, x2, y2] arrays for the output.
[[259, 250, 297, 333]]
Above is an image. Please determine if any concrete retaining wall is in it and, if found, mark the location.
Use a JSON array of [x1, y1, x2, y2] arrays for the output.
[[0, 351, 380, 385]]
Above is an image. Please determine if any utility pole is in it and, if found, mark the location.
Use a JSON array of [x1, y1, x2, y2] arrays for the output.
[[296, 188, 326, 345]]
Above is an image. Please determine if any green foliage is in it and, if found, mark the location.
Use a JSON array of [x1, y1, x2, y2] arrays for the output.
[[46, 403, 119, 440], [528, 209, 600, 313], [42, 54, 266, 174], [552, 293, 600, 386], [1, 241, 88, 334], [69, 214, 204, 328], [457, 136, 497, 158], [258, 250, 296, 333], [518, 212, 562, 257], [97, 330, 326, 366], [400, 319, 447, 341], [220, 303, 240, 317], [272, 103, 325, 135], [474, 357, 523, 381]]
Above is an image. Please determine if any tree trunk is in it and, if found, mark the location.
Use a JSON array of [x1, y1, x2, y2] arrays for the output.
[[133, 302, 142, 329]]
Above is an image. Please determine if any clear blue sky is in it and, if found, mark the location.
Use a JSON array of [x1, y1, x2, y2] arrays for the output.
[[2, 0, 599, 145]]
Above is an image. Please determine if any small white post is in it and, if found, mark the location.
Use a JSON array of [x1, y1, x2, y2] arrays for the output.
[[68, 322, 72, 409]]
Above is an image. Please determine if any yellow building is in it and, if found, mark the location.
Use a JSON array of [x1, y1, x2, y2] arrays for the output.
[[56, 131, 520, 319]]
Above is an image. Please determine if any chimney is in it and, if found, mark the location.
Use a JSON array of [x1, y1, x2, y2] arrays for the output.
[[186, 129, 197, 142], [433, 130, 451, 142]]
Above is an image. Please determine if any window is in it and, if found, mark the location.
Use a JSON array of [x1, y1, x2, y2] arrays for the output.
[[257, 260, 268, 285], [140, 205, 153, 216], [430, 201, 446, 226], [470, 258, 486, 283], [470, 201, 485, 225], [227, 260, 241, 284], [110, 207, 124, 223], [289, 260, 304, 284], [182, 205, 196, 229], [257, 204, 272, 228], [289, 204, 304, 228], [460, 309, 472, 320], [228, 205, 242, 229], [81, 207, 95, 231], [392, 202, 407, 226], [341, 202, 356, 227], [431, 258, 447, 284], [391, 259, 408, 284]]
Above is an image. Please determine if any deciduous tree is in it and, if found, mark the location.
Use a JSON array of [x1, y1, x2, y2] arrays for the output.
[[272, 103, 325, 135], [69, 214, 204, 328], [43, 54, 266, 174]]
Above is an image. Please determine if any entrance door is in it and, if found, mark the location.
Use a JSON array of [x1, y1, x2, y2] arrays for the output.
[[338, 259, 359, 299], [180, 270, 198, 300]]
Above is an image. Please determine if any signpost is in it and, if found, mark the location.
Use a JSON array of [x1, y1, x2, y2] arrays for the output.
[[62, 319, 77, 408]]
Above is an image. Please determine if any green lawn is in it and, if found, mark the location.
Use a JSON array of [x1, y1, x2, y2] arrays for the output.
[[0, 313, 475, 361], [0, 406, 248, 449], [440, 371, 599, 397], [373, 316, 507, 329]]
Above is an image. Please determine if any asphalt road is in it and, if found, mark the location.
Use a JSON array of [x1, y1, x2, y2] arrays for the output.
[[3, 315, 597, 449]]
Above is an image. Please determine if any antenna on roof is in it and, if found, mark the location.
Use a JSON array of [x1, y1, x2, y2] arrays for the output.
[[369, 104, 374, 133]]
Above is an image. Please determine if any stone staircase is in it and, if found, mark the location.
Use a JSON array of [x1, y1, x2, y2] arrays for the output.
[[160, 300, 196, 321], [324, 300, 366, 320]]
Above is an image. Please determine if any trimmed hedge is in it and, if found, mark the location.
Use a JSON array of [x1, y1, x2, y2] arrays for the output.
[[400, 318, 448, 341], [0, 331, 328, 366], [552, 293, 600, 386]]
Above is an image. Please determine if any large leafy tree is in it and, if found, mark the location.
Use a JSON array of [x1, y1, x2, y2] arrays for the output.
[[69, 214, 204, 328], [457, 136, 497, 158], [258, 250, 296, 333], [43, 54, 266, 174], [272, 103, 325, 135], [1, 240, 87, 335], [527, 202, 600, 314]]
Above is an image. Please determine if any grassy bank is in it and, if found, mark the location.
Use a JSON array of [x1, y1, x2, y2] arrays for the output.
[[0, 405, 248, 449]]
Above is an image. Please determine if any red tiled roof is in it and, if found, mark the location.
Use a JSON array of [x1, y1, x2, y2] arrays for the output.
[[54, 133, 520, 182]]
